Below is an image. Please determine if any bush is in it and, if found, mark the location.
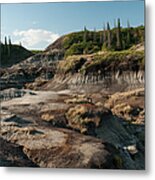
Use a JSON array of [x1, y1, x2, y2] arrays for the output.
[[65, 41, 101, 57], [65, 43, 85, 57]]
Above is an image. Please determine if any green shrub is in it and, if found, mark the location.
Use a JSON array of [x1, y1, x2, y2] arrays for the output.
[[65, 43, 85, 57]]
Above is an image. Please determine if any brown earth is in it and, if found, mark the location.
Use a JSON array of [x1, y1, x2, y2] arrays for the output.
[[0, 87, 145, 169]]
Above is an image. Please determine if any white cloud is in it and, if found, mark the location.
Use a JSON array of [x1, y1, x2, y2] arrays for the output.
[[13, 28, 59, 49]]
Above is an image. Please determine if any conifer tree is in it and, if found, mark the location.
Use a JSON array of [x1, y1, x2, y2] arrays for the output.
[[114, 19, 116, 28], [107, 22, 111, 49], [8, 36, 12, 46], [7, 36, 11, 57], [103, 23, 107, 49], [127, 20, 131, 47], [127, 20, 130, 28], [83, 26, 87, 43], [116, 18, 122, 50], [4, 36, 8, 55], [4, 36, 7, 46], [93, 28, 96, 42], [100, 31, 103, 45]]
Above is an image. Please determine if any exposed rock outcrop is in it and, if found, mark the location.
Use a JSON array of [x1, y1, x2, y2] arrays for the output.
[[0, 88, 145, 169], [104, 88, 145, 124], [41, 70, 144, 93], [40, 50, 144, 92], [0, 110, 121, 169], [0, 57, 58, 90], [0, 137, 37, 167], [1, 48, 144, 93], [0, 48, 64, 90]]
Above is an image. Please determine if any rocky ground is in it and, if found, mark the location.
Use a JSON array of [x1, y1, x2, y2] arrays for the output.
[[0, 86, 145, 169]]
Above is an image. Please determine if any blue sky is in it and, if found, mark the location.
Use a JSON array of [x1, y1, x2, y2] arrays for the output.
[[1, 1, 144, 50]]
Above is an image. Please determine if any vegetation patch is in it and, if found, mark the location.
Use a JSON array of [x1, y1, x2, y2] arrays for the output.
[[58, 55, 86, 73], [66, 104, 100, 134], [80, 50, 144, 74], [61, 24, 144, 57], [58, 50, 144, 74], [1, 41, 33, 67]]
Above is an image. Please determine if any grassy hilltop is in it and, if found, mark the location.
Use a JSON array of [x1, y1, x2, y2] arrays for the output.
[[46, 24, 144, 57]]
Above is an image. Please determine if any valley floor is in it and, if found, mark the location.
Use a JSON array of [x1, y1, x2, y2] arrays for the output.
[[0, 87, 145, 169]]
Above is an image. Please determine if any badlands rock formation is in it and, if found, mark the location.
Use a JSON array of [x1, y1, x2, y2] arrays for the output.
[[0, 87, 144, 169], [0, 37, 145, 169]]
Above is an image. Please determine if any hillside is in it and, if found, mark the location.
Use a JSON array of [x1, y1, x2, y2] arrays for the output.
[[45, 25, 144, 57], [0, 25, 145, 92], [0, 43, 33, 67], [0, 25, 144, 69], [40, 25, 145, 92]]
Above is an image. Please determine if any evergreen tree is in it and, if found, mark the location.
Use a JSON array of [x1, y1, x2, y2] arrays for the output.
[[8, 36, 12, 57], [114, 19, 117, 28], [4, 36, 7, 46], [127, 20, 130, 28], [116, 18, 122, 50], [99, 31, 103, 45], [88, 31, 92, 40], [4, 36, 8, 55], [103, 23, 107, 49], [8, 36, 12, 46], [93, 28, 96, 42], [127, 20, 131, 47], [7, 36, 11, 57], [83, 26, 87, 43], [107, 22, 111, 49]]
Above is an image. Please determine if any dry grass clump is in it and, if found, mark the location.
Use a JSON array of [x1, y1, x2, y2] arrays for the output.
[[104, 88, 144, 124], [65, 94, 92, 105], [41, 113, 55, 122], [66, 104, 101, 133]]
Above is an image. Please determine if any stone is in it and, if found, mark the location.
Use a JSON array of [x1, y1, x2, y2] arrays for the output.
[[0, 113, 120, 169], [41, 113, 55, 122]]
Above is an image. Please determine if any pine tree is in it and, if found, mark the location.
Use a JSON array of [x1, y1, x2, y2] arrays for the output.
[[127, 20, 130, 28], [99, 31, 103, 45], [107, 22, 111, 49], [116, 18, 122, 50], [88, 30, 92, 41], [83, 26, 87, 43], [103, 23, 107, 49], [4, 36, 7, 46], [114, 19, 117, 28], [8, 36, 12, 57], [113, 19, 117, 45], [127, 20, 131, 47], [8, 36, 12, 46], [93, 28, 96, 42], [4, 36, 8, 55]]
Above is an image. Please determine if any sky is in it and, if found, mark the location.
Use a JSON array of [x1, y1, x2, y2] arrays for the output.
[[1, 0, 145, 50]]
